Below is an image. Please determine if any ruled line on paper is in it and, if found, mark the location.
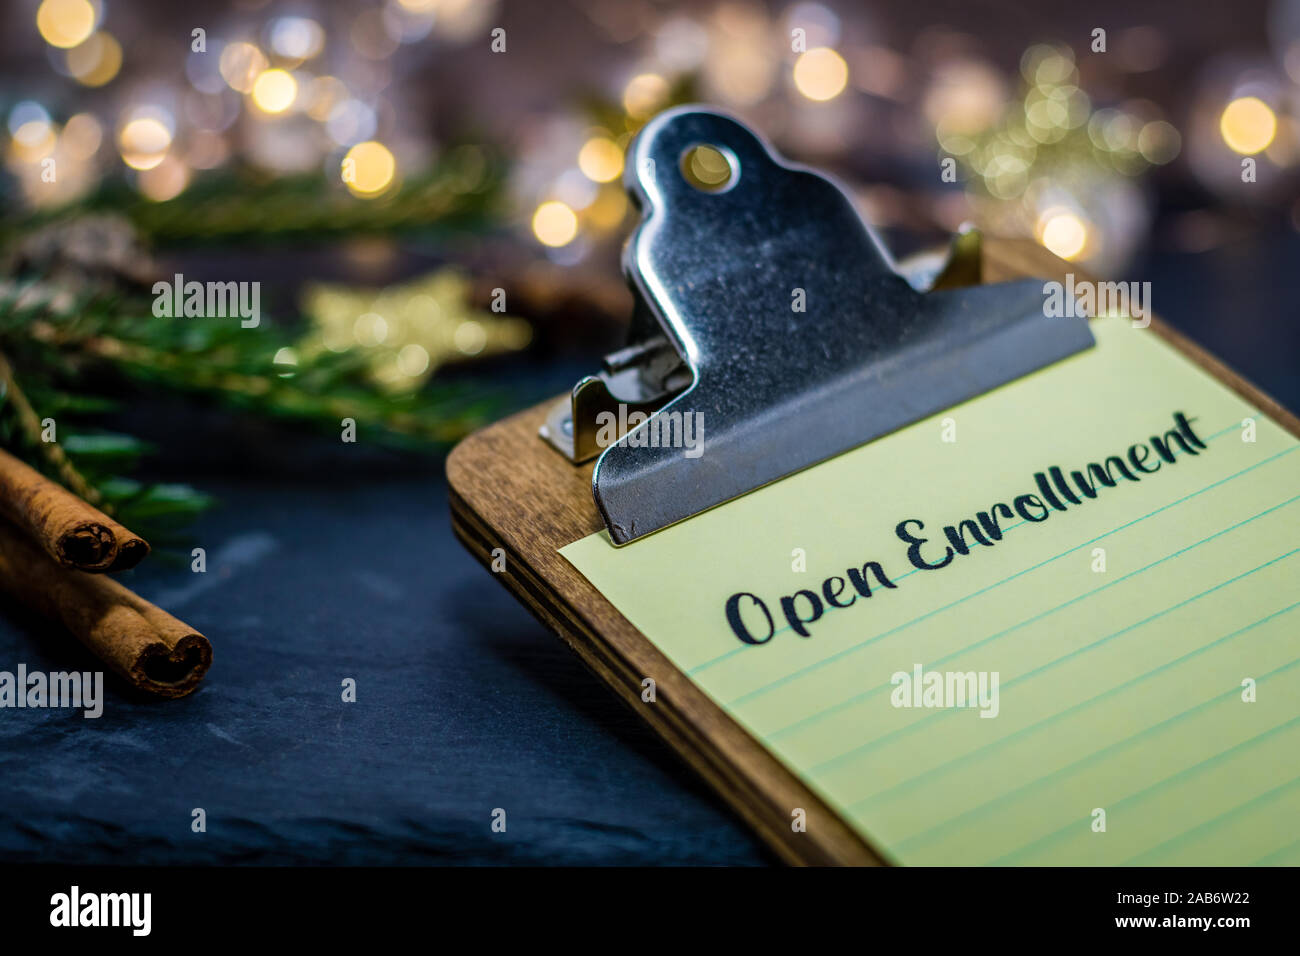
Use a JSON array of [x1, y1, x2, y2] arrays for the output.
[[1120, 774, 1300, 866], [869, 599, 1300, 854], [769, 479, 1298, 741], [722, 443, 1299, 704], [1252, 835, 1300, 866], [986, 706, 1300, 866], [852, 595, 1300, 814], [687, 411, 1264, 680], [808, 528, 1300, 777], [751, 483, 1300, 744]]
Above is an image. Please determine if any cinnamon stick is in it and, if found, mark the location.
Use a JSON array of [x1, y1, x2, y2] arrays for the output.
[[0, 446, 149, 572], [0, 518, 210, 697]]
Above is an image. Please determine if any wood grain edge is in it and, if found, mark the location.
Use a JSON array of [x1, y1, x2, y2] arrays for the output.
[[447, 425, 883, 866], [450, 496, 832, 865]]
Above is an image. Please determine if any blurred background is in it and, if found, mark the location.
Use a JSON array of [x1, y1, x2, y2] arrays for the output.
[[1, 0, 1298, 865], [3, 0, 1299, 426]]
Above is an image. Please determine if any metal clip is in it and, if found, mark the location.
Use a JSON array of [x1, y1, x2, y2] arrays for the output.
[[543, 106, 1094, 545]]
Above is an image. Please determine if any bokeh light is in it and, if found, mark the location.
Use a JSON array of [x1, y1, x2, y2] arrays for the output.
[[342, 141, 397, 197], [1137, 120, 1181, 164], [585, 187, 629, 230], [8, 102, 56, 161], [353, 312, 389, 346], [117, 111, 173, 170], [577, 137, 624, 183], [36, 0, 96, 49], [622, 74, 670, 119], [704, 4, 775, 105], [268, 17, 324, 61], [532, 200, 578, 247], [251, 69, 298, 114], [793, 47, 849, 102], [1219, 96, 1277, 155], [138, 154, 191, 201], [454, 321, 487, 355], [1037, 208, 1090, 260], [927, 60, 1008, 149], [397, 343, 431, 376], [65, 32, 122, 87], [61, 112, 103, 159], [219, 41, 269, 94]]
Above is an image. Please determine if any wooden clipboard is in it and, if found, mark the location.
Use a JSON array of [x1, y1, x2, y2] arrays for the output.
[[447, 237, 1300, 866]]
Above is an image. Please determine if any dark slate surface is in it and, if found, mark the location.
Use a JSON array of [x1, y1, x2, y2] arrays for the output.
[[0, 472, 774, 865]]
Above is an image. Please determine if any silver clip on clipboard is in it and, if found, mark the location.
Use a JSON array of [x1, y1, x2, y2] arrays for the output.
[[540, 106, 1095, 545]]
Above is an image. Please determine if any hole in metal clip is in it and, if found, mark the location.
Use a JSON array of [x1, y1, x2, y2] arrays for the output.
[[680, 144, 735, 192]]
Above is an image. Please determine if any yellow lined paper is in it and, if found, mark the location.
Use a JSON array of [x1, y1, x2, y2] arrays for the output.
[[562, 318, 1300, 865]]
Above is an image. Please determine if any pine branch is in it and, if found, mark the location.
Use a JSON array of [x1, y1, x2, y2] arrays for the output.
[[0, 165, 526, 543], [1, 148, 506, 247]]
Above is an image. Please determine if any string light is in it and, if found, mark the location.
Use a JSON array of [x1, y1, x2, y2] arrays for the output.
[[792, 47, 849, 102], [1036, 208, 1090, 260], [138, 155, 191, 201], [219, 42, 268, 93], [65, 32, 122, 87], [353, 312, 389, 346], [705, 4, 775, 105], [585, 187, 629, 230], [532, 200, 578, 247], [36, 0, 95, 49], [117, 111, 173, 170], [342, 141, 397, 197], [8, 103, 56, 161], [6, 3, 1280, 284], [453, 322, 487, 355], [61, 113, 103, 159], [622, 74, 669, 119], [1219, 97, 1276, 155], [251, 69, 298, 114], [577, 137, 624, 183], [1137, 120, 1181, 164], [397, 343, 431, 375], [268, 17, 324, 62]]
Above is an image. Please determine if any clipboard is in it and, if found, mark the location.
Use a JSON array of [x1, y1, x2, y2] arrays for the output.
[[447, 108, 1300, 865]]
